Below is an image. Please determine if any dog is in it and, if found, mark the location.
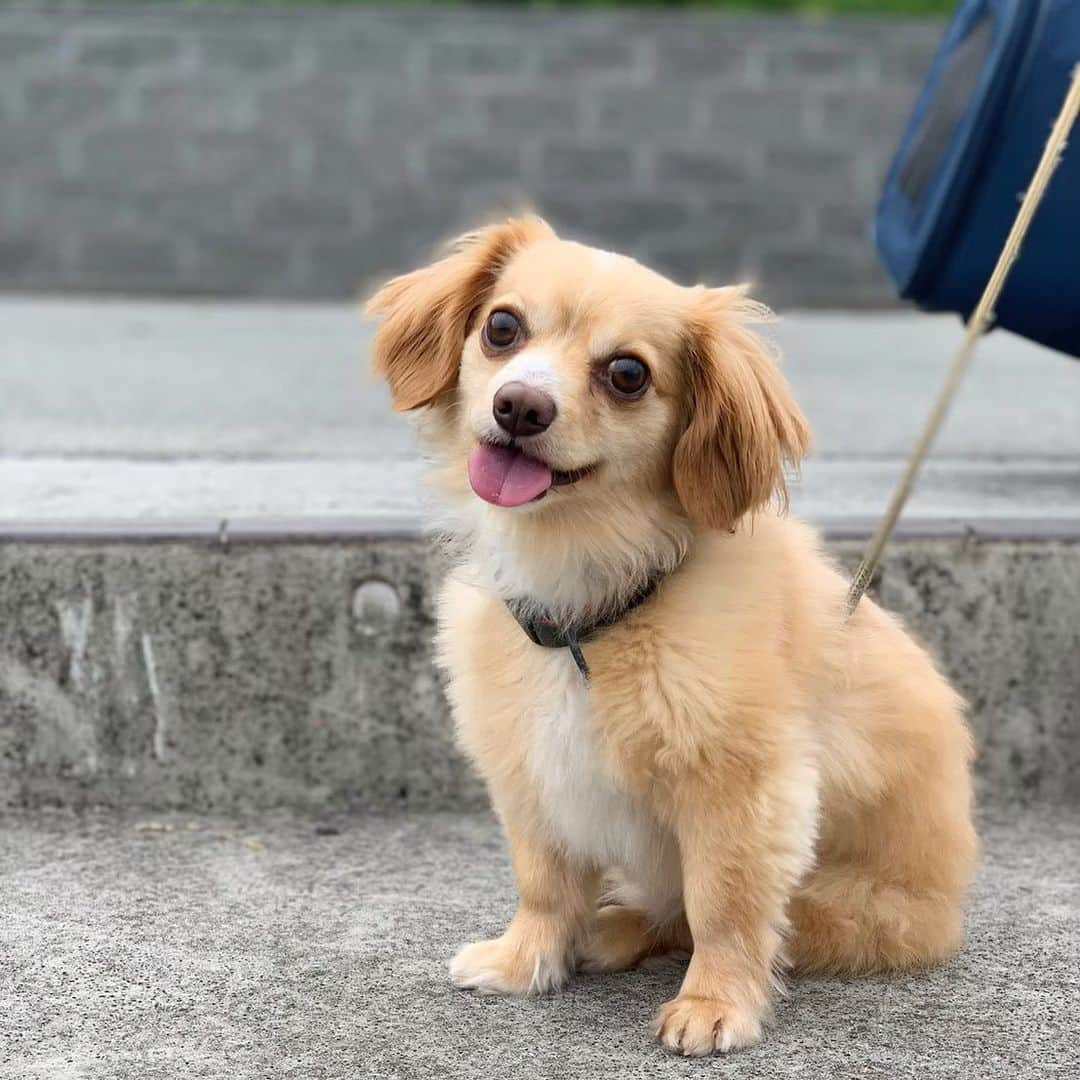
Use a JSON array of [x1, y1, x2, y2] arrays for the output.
[[367, 216, 978, 1056]]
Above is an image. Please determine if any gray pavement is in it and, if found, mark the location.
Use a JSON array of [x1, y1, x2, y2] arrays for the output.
[[2, 297, 1079, 528], [2, 807, 1077, 1080]]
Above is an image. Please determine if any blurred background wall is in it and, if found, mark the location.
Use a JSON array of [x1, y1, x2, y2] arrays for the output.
[[1, 2, 941, 307]]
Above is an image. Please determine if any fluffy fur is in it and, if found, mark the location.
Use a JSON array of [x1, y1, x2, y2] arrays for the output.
[[367, 218, 978, 1056]]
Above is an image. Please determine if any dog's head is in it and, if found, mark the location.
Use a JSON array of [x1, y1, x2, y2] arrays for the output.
[[367, 217, 809, 535]]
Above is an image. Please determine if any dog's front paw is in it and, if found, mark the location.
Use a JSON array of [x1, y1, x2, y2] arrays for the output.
[[450, 936, 570, 996], [655, 994, 763, 1056]]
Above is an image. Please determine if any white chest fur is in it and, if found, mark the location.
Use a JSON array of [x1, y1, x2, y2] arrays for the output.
[[524, 651, 660, 871]]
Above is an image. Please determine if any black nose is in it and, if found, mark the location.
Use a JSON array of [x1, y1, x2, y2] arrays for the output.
[[492, 381, 557, 437]]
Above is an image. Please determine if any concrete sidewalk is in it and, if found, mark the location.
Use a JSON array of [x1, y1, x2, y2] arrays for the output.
[[3, 807, 1077, 1080], [2, 296, 1079, 530]]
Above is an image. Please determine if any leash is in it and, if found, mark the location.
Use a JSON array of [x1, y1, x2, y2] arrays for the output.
[[845, 64, 1080, 617]]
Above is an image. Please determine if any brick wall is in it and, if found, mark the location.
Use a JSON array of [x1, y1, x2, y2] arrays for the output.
[[0, 2, 942, 306]]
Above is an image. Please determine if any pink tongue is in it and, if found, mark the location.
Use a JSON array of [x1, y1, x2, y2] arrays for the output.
[[467, 444, 553, 507]]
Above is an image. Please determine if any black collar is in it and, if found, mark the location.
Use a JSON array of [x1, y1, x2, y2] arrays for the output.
[[505, 576, 661, 680]]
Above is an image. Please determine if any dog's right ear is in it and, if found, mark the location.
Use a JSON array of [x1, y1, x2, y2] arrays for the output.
[[673, 286, 810, 532], [365, 216, 554, 411]]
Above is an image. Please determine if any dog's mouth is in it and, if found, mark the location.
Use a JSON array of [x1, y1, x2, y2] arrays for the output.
[[467, 441, 597, 507]]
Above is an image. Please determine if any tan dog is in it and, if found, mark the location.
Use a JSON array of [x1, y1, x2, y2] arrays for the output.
[[367, 217, 977, 1056]]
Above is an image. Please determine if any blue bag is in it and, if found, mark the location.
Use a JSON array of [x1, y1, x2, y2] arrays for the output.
[[875, 0, 1080, 358]]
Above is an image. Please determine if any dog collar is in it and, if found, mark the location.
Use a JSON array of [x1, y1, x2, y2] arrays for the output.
[[504, 576, 661, 680]]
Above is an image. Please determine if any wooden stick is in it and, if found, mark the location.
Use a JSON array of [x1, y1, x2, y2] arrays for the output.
[[846, 63, 1080, 616]]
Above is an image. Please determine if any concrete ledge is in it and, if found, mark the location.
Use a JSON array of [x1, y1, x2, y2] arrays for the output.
[[0, 515, 426, 544], [4, 303, 1079, 811], [4, 455, 1080, 535], [2, 534, 1077, 813], [4, 514, 1080, 544]]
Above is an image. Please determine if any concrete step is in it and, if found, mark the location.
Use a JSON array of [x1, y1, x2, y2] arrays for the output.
[[2, 298, 1078, 812], [2, 533, 1077, 813], [3, 806, 1078, 1078]]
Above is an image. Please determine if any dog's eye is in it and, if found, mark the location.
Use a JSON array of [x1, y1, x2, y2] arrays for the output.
[[482, 310, 522, 352], [605, 356, 650, 399]]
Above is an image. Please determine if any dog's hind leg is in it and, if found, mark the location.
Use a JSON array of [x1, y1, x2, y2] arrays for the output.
[[787, 868, 967, 974], [578, 904, 691, 972], [788, 772, 978, 974]]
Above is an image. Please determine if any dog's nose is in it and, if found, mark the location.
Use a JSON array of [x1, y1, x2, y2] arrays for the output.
[[492, 382, 557, 437]]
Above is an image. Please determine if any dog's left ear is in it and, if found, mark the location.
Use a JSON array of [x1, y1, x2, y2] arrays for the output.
[[673, 286, 811, 531], [366, 216, 553, 411]]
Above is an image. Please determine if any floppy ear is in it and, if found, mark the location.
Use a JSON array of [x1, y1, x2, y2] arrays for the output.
[[365, 216, 554, 411], [673, 286, 811, 531]]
